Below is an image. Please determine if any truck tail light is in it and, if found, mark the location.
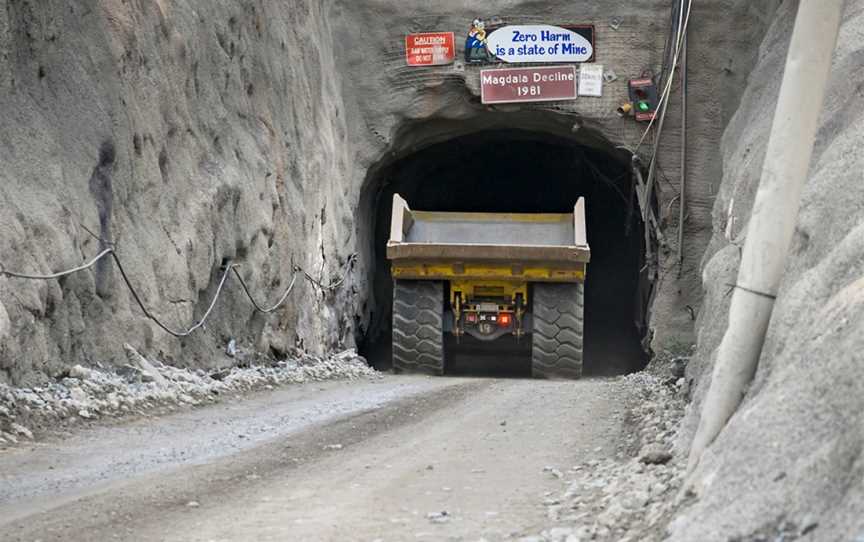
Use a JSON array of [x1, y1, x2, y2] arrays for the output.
[[466, 312, 478, 323], [498, 313, 512, 326]]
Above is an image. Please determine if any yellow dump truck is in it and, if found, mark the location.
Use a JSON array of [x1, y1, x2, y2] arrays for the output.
[[387, 194, 590, 379]]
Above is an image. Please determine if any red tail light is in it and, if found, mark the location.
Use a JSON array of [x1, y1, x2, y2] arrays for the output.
[[498, 313, 512, 326], [466, 312, 478, 323]]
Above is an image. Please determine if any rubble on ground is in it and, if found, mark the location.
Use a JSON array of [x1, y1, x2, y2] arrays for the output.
[[0, 346, 377, 446], [525, 356, 688, 542]]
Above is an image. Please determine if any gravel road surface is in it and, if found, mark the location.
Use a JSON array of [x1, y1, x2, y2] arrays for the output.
[[0, 375, 625, 541]]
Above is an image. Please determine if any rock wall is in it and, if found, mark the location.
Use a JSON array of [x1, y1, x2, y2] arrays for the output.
[[0, 0, 774, 385], [674, 0, 864, 538], [0, 0, 356, 385]]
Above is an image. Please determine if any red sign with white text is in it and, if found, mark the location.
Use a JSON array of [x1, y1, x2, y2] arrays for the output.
[[405, 32, 455, 66], [481, 65, 578, 104]]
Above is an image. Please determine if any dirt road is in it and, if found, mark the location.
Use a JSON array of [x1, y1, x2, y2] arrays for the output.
[[0, 375, 626, 541]]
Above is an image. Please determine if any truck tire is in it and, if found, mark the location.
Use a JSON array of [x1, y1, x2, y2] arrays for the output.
[[392, 280, 445, 375], [531, 283, 584, 379]]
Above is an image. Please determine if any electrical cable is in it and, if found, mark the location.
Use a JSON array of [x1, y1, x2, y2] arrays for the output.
[[1, 247, 357, 337], [634, 0, 693, 154], [623, 0, 690, 251], [232, 268, 298, 314], [0, 248, 114, 280], [301, 253, 358, 292], [613, 0, 686, 158], [110, 252, 234, 338]]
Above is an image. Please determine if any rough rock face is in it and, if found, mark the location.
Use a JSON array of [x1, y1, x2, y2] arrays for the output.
[[675, 0, 864, 539], [0, 0, 773, 385], [0, 1, 357, 384], [337, 0, 776, 358]]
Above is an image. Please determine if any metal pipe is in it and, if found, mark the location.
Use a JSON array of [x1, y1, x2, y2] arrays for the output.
[[686, 0, 844, 476], [677, 30, 688, 271]]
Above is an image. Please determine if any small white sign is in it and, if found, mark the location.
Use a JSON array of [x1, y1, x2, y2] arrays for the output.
[[578, 64, 604, 97], [486, 25, 594, 64]]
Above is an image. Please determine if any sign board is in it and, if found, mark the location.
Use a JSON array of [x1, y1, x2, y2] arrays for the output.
[[578, 64, 603, 96], [480, 65, 577, 104], [486, 25, 595, 63], [405, 32, 455, 66]]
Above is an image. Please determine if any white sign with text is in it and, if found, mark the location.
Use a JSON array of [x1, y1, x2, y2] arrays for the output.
[[486, 25, 594, 63], [578, 64, 603, 96]]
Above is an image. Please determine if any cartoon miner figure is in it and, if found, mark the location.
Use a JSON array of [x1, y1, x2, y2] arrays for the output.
[[465, 18, 492, 63]]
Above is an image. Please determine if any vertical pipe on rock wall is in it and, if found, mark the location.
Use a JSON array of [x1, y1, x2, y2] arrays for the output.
[[677, 31, 687, 271], [686, 0, 843, 475]]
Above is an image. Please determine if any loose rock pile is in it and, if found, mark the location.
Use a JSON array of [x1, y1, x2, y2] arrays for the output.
[[527, 358, 688, 542], [0, 346, 377, 446]]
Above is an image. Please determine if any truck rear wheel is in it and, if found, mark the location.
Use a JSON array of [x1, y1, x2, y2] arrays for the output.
[[392, 280, 445, 375], [531, 283, 584, 379]]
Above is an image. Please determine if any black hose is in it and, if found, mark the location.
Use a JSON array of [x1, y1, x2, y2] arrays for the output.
[[1, 247, 357, 338]]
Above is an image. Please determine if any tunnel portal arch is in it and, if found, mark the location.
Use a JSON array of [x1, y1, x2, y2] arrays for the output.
[[356, 113, 655, 376]]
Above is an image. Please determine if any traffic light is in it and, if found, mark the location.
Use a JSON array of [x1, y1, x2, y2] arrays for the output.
[[628, 78, 659, 122]]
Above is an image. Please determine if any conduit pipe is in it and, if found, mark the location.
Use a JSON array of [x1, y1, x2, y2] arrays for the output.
[[677, 29, 687, 271], [686, 0, 843, 474]]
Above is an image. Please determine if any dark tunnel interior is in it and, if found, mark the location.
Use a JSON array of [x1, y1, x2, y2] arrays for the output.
[[358, 129, 652, 377]]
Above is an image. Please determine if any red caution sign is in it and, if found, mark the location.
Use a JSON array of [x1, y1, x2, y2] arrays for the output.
[[405, 32, 456, 66], [481, 65, 578, 104]]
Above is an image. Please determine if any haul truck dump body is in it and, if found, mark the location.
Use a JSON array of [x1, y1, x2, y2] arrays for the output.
[[387, 194, 590, 379]]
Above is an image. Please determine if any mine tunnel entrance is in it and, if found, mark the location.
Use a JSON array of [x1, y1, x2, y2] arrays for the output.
[[358, 127, 652, 377]]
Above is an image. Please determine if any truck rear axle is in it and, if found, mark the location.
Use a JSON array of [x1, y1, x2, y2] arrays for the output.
[[451, 281, 526, 342]]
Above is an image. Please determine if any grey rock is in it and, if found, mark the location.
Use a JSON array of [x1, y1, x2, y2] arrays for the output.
[[123, 344, 167, 387], [651, 481, 669, 495], [69, 387, 88, 404], [670, 357, 688, 378], [69, 365, 93, 381], [545, 527, 574, 540], [426, 511, 449, 524], [543, 466, 564, 479], [573, 525, 594, 539], [9, 422, 33, 439], [622, 489, 650, 509], [0, 301, 9, 345], [105, 393, 120, 410], [639, 444, 672, 465]]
